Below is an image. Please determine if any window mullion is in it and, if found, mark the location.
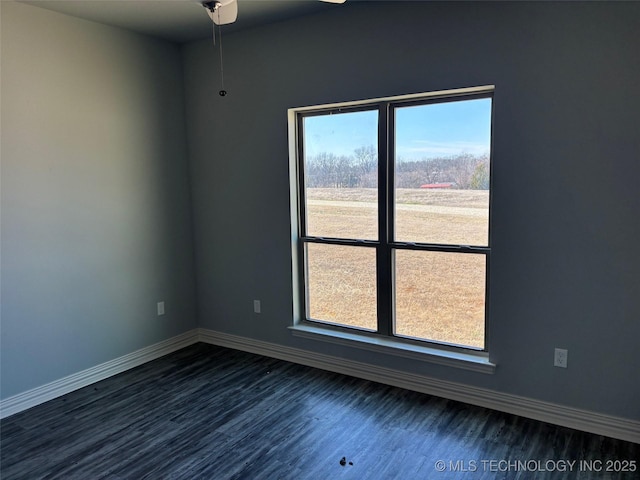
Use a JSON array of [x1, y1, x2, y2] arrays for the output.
[[377, 102, 392, 336]]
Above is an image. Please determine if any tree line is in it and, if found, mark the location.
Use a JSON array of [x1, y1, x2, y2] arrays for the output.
[[305, 146, 489, 190]]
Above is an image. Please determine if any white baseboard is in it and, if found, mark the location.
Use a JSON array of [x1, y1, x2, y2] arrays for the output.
[[0, 329, 200, 419], [3, 327, 637, 444], [197, 328, 640, 444]]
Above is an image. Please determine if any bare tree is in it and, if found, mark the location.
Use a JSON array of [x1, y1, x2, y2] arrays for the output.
[[307, 149, 488, 190], [306, 152, 339, 187]]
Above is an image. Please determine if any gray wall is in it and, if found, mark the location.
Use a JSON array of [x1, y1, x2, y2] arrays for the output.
[[183, 1, 640, 420], [1, 2, 196, 399], [2, 0, 638, 422]]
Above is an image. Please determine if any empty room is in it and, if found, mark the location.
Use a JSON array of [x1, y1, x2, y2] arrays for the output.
[[1, 0, 639, 478]]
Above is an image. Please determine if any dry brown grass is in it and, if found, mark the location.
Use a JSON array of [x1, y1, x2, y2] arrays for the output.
[[305, 188, 488, 348]]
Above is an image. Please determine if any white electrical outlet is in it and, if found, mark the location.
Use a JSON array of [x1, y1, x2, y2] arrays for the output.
[[157, 301, 165, 316], [554, 348, 568, 368], [253, 300, 261, 314]]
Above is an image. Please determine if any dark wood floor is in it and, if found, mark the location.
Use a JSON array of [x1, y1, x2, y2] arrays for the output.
[[1, 343, 638, 479]]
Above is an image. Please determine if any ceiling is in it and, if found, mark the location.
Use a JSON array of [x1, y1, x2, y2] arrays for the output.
[[21, 0, 342, 43]]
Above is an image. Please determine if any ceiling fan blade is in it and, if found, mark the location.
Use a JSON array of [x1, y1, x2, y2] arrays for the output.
[[319, 0, 346, 3], [205, 0, 238, 25]]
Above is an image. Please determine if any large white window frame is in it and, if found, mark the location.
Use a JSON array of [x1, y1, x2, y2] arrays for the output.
[[288, 86, 495, 373]]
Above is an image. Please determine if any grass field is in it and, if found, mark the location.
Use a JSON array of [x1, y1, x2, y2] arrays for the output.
[[304, 188, 489, 348]]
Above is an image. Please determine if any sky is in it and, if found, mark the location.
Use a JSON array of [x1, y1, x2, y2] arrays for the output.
[[303, 97, 492, 161]]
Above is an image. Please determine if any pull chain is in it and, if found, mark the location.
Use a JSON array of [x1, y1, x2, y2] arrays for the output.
[[217, 8, 227, 96]]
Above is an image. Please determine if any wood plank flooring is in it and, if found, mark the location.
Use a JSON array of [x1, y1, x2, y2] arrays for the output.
[[1, 343, 638, 479]]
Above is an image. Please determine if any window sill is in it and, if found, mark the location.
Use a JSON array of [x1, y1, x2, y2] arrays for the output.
[[289, 324, 495, 374]]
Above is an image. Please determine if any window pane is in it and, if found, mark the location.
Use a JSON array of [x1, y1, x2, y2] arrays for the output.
[[306, 243, 376, 331], [394, 98, 491, 246], [303, 110, 378, 240], [395, 250, 486, 348]]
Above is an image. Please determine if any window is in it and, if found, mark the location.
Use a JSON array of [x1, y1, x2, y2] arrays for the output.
[[290, 86, 493, 354]]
